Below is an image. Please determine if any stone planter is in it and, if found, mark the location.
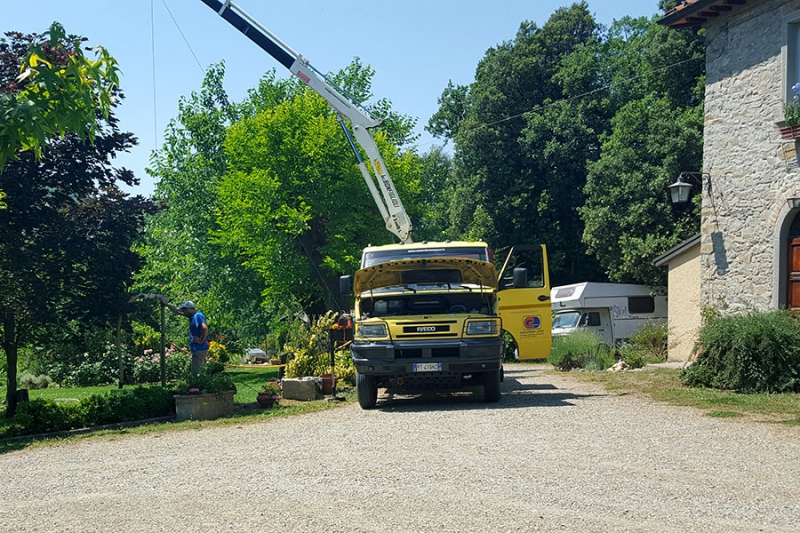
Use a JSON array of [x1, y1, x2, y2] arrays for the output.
[[174, 391, 235, 421]]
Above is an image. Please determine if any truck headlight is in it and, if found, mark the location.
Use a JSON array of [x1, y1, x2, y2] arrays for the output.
[[357, 322, 389, 340], [464, 319, 500, 336]]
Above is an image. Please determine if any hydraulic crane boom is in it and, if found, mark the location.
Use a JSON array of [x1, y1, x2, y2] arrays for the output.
[[199, 0, 413, 243]]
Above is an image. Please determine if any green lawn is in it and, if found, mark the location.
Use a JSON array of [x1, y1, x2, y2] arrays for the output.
[[1, 366, 282, 410], [0, 367, 354, 451]]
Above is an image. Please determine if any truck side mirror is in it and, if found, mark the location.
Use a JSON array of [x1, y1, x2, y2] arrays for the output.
[[339, 275, 353, 296], [512, 268, 528, 288]]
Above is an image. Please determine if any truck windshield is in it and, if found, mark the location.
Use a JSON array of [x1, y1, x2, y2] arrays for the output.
[[362, 246, 490, 268], [552, 311, 580, 329]]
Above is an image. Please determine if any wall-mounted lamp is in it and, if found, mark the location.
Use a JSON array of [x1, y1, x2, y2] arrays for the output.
[[788, 197, 800, 210], [668, 172, 710, 204]]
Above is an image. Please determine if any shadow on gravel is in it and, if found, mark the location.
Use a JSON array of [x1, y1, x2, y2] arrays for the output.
[[374, 369, 608, 412]]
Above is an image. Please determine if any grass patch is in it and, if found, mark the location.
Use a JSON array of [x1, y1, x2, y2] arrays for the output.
[[708, 411, 743, 419], [563, 368, 800, 426]]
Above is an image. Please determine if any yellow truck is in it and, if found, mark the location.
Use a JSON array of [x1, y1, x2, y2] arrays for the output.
[[341, 241, 551, 408]]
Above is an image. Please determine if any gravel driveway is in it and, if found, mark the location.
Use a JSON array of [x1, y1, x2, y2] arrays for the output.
[[1, 364, 798, 532]]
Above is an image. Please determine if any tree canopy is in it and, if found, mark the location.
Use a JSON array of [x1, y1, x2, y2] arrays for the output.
[[0, 23, 119, 172], [427, 4, 704, 285]]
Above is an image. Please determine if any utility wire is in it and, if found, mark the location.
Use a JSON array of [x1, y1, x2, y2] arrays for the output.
[[161, 0, 205, 75], [150, 0, 158, 147]]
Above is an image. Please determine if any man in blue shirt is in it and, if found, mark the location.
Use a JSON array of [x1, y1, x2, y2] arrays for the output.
[[164, 299, 209, 374]]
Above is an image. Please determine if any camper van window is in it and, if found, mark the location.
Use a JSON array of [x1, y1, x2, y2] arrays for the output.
[[553, 311, 580, 329], [555, 287, 575, 299], [628, 296, 655, 314], [581, 313, 600, 328]]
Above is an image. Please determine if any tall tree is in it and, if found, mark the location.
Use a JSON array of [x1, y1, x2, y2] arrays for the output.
[[0, 29, 152, 416], [134, 63, 270, 345], [214, 60, 422, 313], [580, 17, 704, 284], [428, 2, 604, 284]]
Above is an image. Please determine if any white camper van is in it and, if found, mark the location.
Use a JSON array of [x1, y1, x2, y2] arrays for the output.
[[550, 282, 667, 347]]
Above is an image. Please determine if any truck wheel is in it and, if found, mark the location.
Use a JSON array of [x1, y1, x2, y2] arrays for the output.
[[356, 372, 378, 409], [483, 369, 501, 403]]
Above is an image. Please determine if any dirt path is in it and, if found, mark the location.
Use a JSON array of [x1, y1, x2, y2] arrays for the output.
[[1, 364, 797, 532]]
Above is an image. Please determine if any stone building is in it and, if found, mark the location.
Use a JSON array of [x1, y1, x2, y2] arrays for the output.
[[658, 0, 800, 325]]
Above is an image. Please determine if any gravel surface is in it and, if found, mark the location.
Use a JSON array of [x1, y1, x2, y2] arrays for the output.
[[1, 364, 798, 532]]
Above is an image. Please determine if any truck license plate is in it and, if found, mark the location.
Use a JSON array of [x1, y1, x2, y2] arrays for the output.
[[413, 362, 442, 372]]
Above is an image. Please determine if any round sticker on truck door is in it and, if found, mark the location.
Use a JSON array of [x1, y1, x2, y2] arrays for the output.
[[523, 316, 541, 329]]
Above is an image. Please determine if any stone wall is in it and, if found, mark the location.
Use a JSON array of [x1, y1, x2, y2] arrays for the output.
[[701, 0, 800, 314]]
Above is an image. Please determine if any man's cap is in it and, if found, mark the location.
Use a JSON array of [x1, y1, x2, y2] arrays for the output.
[[178, 300, 195, 310]]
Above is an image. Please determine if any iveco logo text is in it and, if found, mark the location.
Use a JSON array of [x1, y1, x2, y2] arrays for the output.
[[417, 326, 437, 332]]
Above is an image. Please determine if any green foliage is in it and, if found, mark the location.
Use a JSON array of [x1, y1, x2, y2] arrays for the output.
[[0, 22, 119, 170], [681, 310, 800, 393], [427, 10, 705, 286], [215, 62, 422, 311], [580, 20, 705, 284], [280, 312, 354, 385], [173, 363, 236, 395], [2, 386, 173, 438], [549, 331, 614, 371], [284, 312, 337, 378], [785, 83, 800, 127], [617, 321, 669, 368], [134, 63, 269, 350], [18, 372, 52, 390]]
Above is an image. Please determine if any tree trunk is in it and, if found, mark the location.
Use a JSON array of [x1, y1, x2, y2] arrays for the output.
[[3, 310, 18, 418]]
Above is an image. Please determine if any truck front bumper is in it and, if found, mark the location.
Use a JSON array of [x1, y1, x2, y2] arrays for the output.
[[351, 337, 504, 376]]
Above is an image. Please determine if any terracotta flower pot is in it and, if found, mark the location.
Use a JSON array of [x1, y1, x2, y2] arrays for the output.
[[319, 374, 337, 395], [256, 392, 277, 408]]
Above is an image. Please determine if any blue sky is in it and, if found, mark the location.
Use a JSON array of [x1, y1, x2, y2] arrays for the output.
[[4, 1, 661, 196]]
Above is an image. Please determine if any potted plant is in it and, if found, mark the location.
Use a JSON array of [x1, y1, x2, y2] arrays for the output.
[[782, 82, 800, 139], [173, 364, 237, 421], [257, 381, 282, 408]]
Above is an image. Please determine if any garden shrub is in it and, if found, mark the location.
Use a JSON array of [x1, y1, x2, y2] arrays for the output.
[[549, 331, 614, 371], [1, 386, 175, 438], [616, 321, 669, 369], [131, 345, 191, 384], [18, 372, 53, 390], [284, 312, 337, 378], [618, 321, 668, 368], [681, 310, 800, 392]]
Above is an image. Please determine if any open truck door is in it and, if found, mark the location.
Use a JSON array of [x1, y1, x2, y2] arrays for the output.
[[497, 245, 552, 360]]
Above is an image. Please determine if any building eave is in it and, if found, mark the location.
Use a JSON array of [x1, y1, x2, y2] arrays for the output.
[[653, 234, 701, 267], [658, 0, 747, 30]]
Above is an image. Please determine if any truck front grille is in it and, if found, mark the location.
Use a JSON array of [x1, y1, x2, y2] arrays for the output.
[[396, 347, 460, 359], [394, 320, 459, 340]]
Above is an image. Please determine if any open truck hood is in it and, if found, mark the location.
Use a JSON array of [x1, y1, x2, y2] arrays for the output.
[[353, 257, 497, 294]]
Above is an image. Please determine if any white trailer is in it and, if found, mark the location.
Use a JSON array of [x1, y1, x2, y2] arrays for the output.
[[550, 282, 667, 347]]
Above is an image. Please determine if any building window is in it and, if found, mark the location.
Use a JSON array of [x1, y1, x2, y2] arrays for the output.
[[784, 12, 800, 103]]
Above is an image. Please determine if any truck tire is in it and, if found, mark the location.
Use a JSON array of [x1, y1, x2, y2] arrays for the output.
[[483, 369, 501, 403], [356, 372, 378, 409]]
